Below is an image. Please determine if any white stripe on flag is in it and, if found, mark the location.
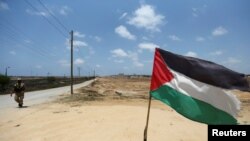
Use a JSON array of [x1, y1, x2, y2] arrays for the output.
[[164, 69, 240, 118]]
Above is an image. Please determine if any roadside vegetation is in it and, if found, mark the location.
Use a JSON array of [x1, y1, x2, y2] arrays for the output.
[[0, 74, 10, 92]]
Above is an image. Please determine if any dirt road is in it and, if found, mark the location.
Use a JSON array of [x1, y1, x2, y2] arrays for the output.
[[0, 79, 94, 109]]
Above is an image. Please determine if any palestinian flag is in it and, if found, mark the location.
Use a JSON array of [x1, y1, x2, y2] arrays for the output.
[[150, 48, 250, 125]]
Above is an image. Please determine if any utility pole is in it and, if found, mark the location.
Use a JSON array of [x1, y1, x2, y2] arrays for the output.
[[70, 30, 74, 95], [5, 66, 10, 76], [93, 69, 95, 78], [77, 67, 81, 77]]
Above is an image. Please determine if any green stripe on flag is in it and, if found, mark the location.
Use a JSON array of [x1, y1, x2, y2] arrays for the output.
[[150, 85, 237, 125]]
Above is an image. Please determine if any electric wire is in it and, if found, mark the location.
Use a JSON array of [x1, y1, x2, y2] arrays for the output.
[[37, 0, 70, 33], [24, 0, 68, 38]]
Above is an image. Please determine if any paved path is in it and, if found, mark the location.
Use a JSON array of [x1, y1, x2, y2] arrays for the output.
[[0, 79, 94, 109]]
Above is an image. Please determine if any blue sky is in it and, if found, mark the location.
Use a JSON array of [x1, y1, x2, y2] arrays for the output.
[[0, 0, 250, 76]]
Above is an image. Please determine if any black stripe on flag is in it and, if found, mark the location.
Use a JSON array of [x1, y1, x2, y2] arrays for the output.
[[158, 48, 250, 91]]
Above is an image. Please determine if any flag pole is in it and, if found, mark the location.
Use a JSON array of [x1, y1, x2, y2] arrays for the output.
[[143, 95, 152, 141]]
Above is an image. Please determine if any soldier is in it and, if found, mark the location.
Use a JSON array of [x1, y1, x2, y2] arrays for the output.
[[11, 78, 25, 107]]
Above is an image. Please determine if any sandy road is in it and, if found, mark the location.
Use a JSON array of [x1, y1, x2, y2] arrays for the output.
[[0, 79, 94, 109], [0, 78, 208, 141]]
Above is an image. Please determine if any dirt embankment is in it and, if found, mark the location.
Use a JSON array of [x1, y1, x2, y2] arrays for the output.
[[59, 77, 150, 103], [58, 77, 250, 124]]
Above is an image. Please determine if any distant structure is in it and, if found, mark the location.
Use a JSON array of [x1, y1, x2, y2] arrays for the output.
[[118, 73, 124, 76], [110, 73, 150, 79]]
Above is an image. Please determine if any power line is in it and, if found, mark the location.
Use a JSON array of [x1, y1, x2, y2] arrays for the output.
[[0, 21, 54, 57], [24, 0, 68, 38], [2, 19, 55, 55], [0, 24, 54, 61], [2, 30, 48, 59], [37, 0, 70, 33]]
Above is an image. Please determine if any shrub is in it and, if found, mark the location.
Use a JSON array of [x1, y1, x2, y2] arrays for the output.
[[47, 76, 56, 84], [0, 74, 10, 90]]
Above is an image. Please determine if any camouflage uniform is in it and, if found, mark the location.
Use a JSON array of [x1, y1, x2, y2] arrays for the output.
[[13, 81, 25, 107]]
